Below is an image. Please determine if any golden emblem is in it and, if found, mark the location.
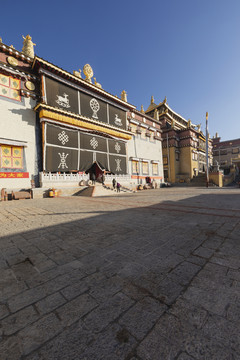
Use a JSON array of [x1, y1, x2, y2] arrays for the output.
[[7, 56, 18, 67], [25, 81, 35, 91], [83, 64, 93, 83]]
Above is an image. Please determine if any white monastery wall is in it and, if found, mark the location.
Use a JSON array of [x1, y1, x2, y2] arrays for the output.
[[0, 97, 37, 189], [127, 133, 164, 185]]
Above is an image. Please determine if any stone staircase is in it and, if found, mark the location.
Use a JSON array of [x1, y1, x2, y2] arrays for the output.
[[77, 183, 135, 197], [189, 173, 207, 187]]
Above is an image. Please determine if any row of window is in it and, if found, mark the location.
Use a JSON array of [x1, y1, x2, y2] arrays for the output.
[[0, 145, 24, 169], [163, 153, 204, 164], [0, 74, 21, 101], [213, 148, 239, 156], [132, 160, 159, 175], [130, 124, 156, 142]]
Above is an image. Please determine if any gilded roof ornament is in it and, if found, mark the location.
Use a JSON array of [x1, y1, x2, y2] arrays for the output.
[[154, 109, 159, 120], [0, 37, 2, 43], [94, 78, 102, 89], [83, 64, 93, 83], [187, 119, 191, 128], [146, 95, 157, 112], [163, 96, 167, 104], [73, 69, 82, 78], [140, 105, 145, 113], [121, 90, 127, 102], [196, 124, 201, 132], [22, 35, 36, 58]]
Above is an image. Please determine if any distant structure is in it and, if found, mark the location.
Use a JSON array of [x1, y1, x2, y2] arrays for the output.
[[212, 134, 240, 173], [145, 96, 213, 183]]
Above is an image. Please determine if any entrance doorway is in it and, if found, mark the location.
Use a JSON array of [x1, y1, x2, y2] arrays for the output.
[[87, 162, 104, 183]]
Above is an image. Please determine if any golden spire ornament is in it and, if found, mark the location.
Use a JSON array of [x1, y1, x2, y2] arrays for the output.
[[121, 90, 127, 102], [22, 35, 36, 58], [140, 104, 145, 113]]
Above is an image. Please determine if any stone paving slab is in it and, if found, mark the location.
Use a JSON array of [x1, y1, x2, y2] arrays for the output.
[[0, 187, 240, 359]]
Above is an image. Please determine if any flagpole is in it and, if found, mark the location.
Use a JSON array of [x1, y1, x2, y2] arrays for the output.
[[206, 112, 209, 188]]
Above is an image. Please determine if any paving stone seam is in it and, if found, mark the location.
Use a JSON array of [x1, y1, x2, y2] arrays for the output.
[[5, 270, 93, 315]]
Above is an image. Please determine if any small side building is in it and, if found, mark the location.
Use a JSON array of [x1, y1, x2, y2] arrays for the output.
[[0, 36, 39, 190]]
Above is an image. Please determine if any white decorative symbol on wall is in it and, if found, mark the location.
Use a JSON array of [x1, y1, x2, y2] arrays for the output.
[[115, 159, 122, 172], [115, 142, 121, 153], [90, 137, 98, 149], [58, 152, 69, 169], [90, 98, 100, 119], [56, 93, 71, 108], [114, 114, 122, 127], [58, 131, 69, 145]]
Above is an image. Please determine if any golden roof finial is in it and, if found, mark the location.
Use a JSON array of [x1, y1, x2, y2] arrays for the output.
[[163, 96, 167, 104], [0, 37, 3, 43], [140, 104, 145, 113], [22, 34, 36, 58], [151, 95, 154, 104], [73, 69, 82, 78], [83, 64, 94, 83], [94, 77, 102, 89], [187, 119, 191, 128], [121, 90, 127, 102]]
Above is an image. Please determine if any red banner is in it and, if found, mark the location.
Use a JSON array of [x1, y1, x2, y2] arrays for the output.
[[0, 172, 29, 178]]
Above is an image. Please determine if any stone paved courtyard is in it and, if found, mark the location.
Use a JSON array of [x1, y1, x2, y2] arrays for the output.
[[0, 187, 240, 360]]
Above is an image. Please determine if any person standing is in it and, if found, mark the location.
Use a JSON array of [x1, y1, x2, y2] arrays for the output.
[[92, 172, 96, 185], [102, 173, 105, 186], [117, 182, 121, 193], [112, 178, 116, 190]]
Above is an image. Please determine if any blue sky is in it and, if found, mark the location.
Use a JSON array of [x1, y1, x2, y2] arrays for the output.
[[1, 0, 240, 140]]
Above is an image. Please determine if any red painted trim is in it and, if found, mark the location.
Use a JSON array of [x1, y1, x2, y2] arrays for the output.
[[0, 172, 29, 178]]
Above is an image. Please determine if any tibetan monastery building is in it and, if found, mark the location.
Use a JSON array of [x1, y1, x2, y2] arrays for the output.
[[0, 35, 164, 192], [145, 96, 212, 183]]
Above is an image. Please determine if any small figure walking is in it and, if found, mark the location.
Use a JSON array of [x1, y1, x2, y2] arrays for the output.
[[117, 182, 121, 193], [112, 178, 116, 190]]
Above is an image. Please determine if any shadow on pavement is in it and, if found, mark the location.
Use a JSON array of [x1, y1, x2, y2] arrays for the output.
[[0, 190, 240, 359]]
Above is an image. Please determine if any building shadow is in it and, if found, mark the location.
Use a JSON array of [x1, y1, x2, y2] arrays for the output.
[[0, 190, 240, 359]]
